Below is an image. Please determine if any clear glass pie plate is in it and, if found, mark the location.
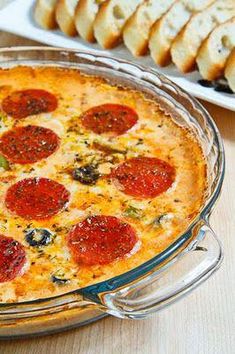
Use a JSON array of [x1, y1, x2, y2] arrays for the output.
[[0, 47, 225, 339]]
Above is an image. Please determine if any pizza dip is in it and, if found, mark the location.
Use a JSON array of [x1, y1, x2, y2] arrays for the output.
[[0, 66, 206, 302]]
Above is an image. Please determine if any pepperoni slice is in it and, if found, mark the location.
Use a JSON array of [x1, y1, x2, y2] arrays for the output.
[[2, 89, 58, 119], [5, 178, 70, 220], [0, 235, 26, 283], [68, 215, 138, 265], [80, 104, 138, 135], [0, 125, 60, 164], [110, 157, 175, 199]]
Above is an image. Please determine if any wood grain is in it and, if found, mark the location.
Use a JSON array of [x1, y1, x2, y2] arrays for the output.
[[0, 32, 234, 354]]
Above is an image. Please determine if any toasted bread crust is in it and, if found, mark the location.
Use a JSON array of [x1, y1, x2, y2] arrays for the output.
[[196, 18, 235, 80], [149, 0, 215, 67], [55, 0, 78, 36], [149, 16, 172, 67], [93, 1, 118, 49], [75, 0, 105, 43], [93, 0, 142, 49], [123, 11, 148, 57], [34, 0, 57, 30], [123, 0, 175, 57], [33, 0, 235, 91], [225, 48, 235, 93], [171, 0, 235, 73], [171, 27, 196, 73]]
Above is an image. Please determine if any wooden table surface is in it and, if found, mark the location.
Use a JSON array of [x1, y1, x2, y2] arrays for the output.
[[0, 32, 234, 354]]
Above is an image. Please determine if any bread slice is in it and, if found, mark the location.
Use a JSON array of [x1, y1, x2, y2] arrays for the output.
[[171, 0, 235, 73], [149, 0, 215, 67], [225, 48, 235, 93], [123, 0, 175, 57], [55, 0, 78, 36], [93, 0, 143, 49], [74, 0, 105, 43], [34, 0, 57, 30], [196, 18, 235, 81]]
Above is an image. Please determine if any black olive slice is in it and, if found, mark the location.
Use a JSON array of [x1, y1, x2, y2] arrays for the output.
[[72, 164, 100, 185], [197, 78, 234, 94], [152, 214, 169, 227], [214, 83, 233, 94], [51, 275, 70, 285], [25, 228, 55, 247], [197, 79, 213, 88]]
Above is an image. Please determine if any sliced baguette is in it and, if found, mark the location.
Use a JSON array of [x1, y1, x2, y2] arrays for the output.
[[75, 0, 105, 43], [34, 0, 57, 30], [225, 48, 235, 93], [93, 0, 143, 49], [197, 18, 235, 80], [149, 0, 215, 67], [171, 0, 235, 73], [55, 0, 78, 36], [123, 0, 175, 57]]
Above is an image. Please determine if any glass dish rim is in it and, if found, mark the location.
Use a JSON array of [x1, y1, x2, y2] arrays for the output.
[[0, 46, 225, 308]]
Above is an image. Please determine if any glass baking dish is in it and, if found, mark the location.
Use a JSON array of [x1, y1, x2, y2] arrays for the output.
[[0, 47, 225, 339]]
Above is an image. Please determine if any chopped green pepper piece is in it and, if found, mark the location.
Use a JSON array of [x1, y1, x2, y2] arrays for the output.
[[124, 206, 141, 219], [0, 154, 9, 170]]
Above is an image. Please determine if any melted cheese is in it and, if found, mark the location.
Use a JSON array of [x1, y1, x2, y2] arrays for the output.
[[0, 66, 206, 302]]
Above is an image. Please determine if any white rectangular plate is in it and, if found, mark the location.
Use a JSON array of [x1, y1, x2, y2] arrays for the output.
[[0, 0, 234, 111]]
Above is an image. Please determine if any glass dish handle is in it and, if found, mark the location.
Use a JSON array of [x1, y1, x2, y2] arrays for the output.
[[99, 221, 223, 319]]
